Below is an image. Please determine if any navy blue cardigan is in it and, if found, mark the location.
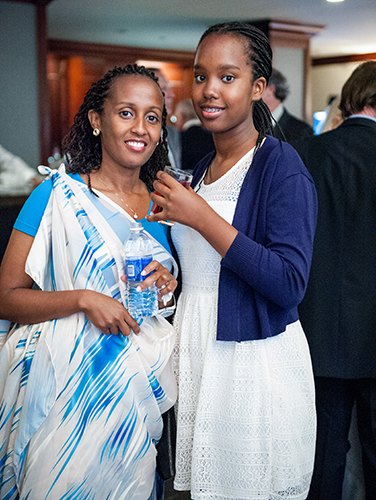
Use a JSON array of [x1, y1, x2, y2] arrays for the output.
[[191, 136, 317, 342]]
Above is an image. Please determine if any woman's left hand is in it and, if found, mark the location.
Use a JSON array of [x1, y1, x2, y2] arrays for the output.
[[121, 260, 177, 298]]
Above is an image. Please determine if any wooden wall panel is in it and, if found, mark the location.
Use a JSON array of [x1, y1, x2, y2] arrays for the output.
[[47, 42, 195, 153]]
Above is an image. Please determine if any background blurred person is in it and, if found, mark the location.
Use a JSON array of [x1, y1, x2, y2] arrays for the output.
[[0, 144, 41, 193], [262, 67, 314, 144], [174, 99, 214, 173], [295, 60, 376, 500], [319, 95, 343, 134], [149, 68, 182, 169]]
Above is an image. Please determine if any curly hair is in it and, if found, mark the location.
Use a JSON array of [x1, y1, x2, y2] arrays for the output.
[[197, 21, 274, 150], [62, 64, 170, 191]]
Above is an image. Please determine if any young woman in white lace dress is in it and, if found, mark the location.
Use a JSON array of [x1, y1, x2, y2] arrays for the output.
[[149, 21, 317, 500]]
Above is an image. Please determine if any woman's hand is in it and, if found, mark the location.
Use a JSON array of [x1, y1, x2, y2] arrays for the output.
[[121, 260, 177, 305], [147, 170, 207, 229], [147, 170, 238, 258], [0, 230, 139, 333], [79, 289, 141, 336]]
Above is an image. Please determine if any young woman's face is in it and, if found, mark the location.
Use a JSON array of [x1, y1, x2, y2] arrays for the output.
[[89, 74, 164, 170], [192, 33, 266, 137]]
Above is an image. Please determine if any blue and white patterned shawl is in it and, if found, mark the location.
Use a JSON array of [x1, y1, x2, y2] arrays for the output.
[[0, 165, 177, 500]]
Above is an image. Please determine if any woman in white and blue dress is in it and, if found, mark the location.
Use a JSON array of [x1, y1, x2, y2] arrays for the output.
[[0, 65, 178, 500], [148, 22, 318, 500]]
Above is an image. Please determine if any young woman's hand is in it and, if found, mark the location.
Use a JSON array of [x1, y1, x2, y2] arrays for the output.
[[147, 170, 207, 229], [78, 289, 140, 336], [147, 170, 238, 259]]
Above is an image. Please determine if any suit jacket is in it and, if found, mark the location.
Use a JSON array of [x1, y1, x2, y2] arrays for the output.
[[295, 117, 376, 379], [274, 108, 314, 144], [166, 125, 181, 169], [181, 125, 214, 173]]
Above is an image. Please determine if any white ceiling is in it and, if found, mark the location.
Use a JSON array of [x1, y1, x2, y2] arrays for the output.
[[47, 0, 376, 58]]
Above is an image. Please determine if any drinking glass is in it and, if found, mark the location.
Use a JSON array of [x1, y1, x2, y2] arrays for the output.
[[151, 165, 193, 225]]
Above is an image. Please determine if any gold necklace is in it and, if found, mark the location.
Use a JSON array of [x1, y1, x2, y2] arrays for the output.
[[97, 176, 139, 219]]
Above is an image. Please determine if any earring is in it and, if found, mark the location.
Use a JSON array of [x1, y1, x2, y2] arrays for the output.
[[93, 128, 100, 136]]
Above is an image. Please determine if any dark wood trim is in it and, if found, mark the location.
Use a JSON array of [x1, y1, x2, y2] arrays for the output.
[[2, 0, 54, 5], [48, 39, 195, 67], [313, 52, 376, 66], [0, 195, 29, 208], [303, 48, 312, 124], [36, 4, 50, 164]]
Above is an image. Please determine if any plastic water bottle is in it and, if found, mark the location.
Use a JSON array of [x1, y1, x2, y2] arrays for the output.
[[124, 223, 158, 318]]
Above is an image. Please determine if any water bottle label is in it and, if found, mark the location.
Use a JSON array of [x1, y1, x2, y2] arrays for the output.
[[126, 255, 153, 281]]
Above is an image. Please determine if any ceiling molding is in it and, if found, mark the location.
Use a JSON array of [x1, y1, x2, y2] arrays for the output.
[[313, 52, 376, 66], [268, 19, 325, 37]]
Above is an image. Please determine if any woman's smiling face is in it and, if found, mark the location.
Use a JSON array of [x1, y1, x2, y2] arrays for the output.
[[192, 33, 266, 138], [89, 74, 164, 171]]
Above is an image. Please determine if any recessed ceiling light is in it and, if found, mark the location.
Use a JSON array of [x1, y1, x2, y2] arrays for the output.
[[326, 0, 344, 3]]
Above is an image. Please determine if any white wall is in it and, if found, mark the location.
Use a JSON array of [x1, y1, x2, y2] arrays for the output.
[[273, 52, 371, 126], [311, 62, 360, 114], [0, 1, 40, 168], [273, 46, 305, 119]]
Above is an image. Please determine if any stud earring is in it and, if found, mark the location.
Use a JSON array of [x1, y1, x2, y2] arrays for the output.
[[93, 128, 100, 136]]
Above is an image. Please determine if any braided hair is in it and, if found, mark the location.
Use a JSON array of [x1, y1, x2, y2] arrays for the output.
[[197, 21, 274, 150], [62, 64, 170, 192]]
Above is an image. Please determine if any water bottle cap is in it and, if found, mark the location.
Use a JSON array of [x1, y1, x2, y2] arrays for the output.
[[130, 222, 143, 232]]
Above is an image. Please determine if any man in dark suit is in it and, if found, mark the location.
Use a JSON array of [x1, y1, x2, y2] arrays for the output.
[[148, 68, 181, 169], [262, 68, 314, 144], [294, 61, 376, 500], [173, 99, 214, 173]]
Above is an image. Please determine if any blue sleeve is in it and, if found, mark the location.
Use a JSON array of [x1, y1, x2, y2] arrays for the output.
[[13, 178, 53, 237], [221, 151, 318, 309]]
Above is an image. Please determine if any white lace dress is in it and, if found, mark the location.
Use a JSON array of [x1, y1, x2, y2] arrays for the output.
[[171, 149, 316, 500]]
